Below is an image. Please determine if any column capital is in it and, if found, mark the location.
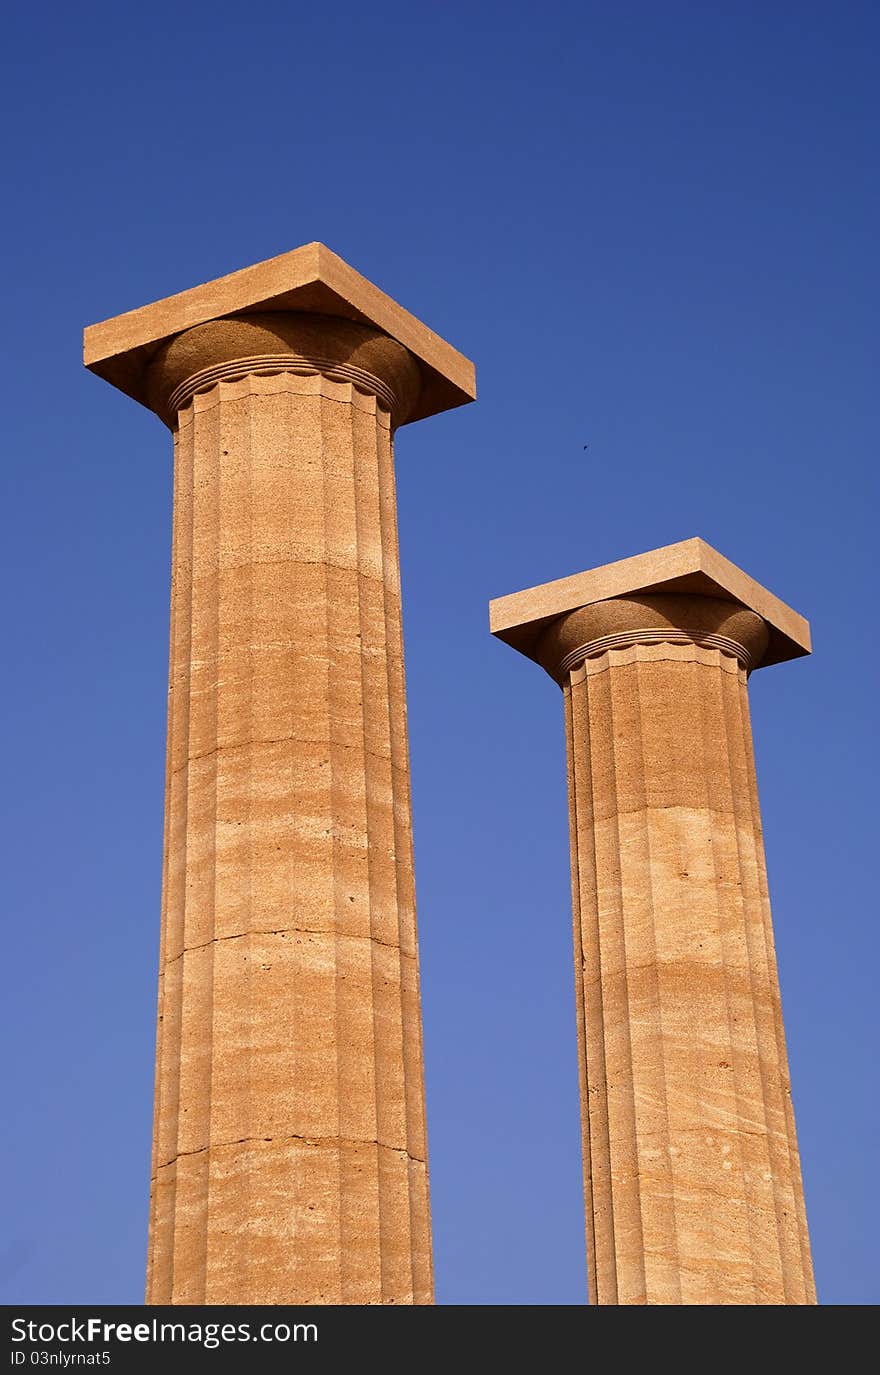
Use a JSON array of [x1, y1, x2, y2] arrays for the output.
[[83, 241, 476, 428], [536, 594, 770, 680], [144, 313, 423, 428], [489, 538, 811, 681]]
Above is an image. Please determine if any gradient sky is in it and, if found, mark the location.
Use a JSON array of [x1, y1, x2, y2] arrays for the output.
[[1, 1, 876, 1305]]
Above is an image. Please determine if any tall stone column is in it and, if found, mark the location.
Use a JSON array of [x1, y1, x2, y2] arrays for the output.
[[490, 540, 816, 1305], [84, 244, 475, 1305]]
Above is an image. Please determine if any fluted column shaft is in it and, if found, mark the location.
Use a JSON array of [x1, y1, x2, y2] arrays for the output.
[[542, 595, 815, 1305], [146, 315, 432, 1304]]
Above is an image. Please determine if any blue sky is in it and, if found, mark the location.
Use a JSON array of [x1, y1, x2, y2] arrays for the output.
[[1, 1, 876, 1305]]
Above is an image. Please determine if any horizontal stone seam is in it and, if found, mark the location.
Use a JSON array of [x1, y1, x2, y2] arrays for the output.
[[170, 652, 401, 672], [650, 1181, 776, 1206], [637, 1251, 766, 1278], [154, 1133, 425, 1172], [581, 964, 780, 987], [161, 925, 416, 964], [569, 650, 743, 681], [176, 364, 397, 417], [581, 1111, 789, 1139], [169, 645, 401, 666], [604, 1187, 791, 1215], [170, 736, 407, 775], [176, 379, 392, 427], [602, 1191, 787, 1214], [179, 557, 401, 585], [577, 802, 759, 821]]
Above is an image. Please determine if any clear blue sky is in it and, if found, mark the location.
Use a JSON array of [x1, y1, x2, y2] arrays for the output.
[[1, 1, 876, 1306]]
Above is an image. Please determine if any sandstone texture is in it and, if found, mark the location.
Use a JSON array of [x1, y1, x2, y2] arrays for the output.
[[84, 248, 476, 1304], [490, 545, 816, 1305]]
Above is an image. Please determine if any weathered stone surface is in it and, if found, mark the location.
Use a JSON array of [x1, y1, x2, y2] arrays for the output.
[[85, 248, 476, 1305], [490, 544, 816, 1305]]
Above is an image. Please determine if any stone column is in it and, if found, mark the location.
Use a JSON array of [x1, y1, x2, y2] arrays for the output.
[[84, 245, 475, 1305], [490, 540, 816, 1305]]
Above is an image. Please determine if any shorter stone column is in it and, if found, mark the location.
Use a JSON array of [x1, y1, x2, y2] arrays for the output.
[[490, 539, 816, 1305]]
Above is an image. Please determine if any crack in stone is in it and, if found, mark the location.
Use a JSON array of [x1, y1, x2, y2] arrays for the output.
[[578, 649, 742, 681], [156, 1133, 425, 1172], [186, 557, 398, 583], [164, 925, 414, 964], [171, 736, 406, 775], [593, 801, 749, 820]]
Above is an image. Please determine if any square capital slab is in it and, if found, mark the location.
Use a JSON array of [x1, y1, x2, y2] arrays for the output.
[[83, 242, 476, 425], [489, 538, 811, 669]]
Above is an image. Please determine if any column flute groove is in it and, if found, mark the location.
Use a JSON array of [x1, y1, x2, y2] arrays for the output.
[[605, 666, 650, 1302], [563, 685, 600, 1302], [733, 679, 816, 1301], [716, 663, 792, 1299], [630, 652, 684, 1303], [566, 676, 619, 1302], [692, 654, 762, 1304]]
